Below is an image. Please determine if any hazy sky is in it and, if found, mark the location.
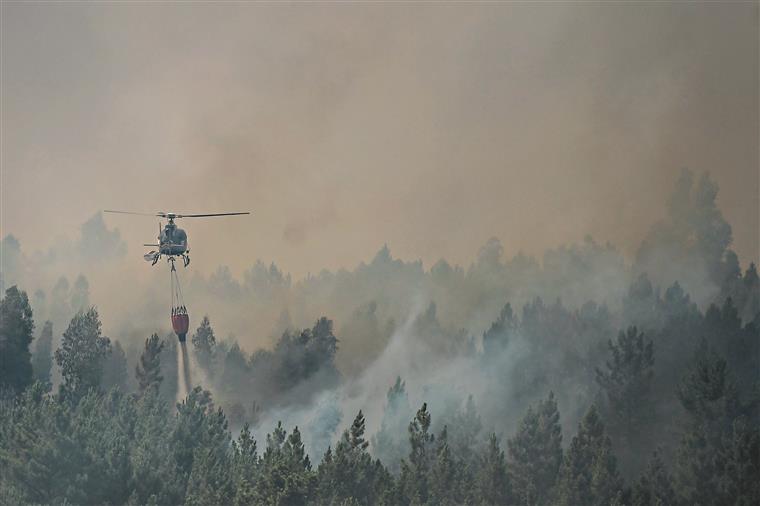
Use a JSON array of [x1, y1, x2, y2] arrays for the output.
[[2, 2, 757, 278]]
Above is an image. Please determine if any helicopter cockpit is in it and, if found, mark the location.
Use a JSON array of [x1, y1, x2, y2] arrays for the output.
[[161, 224, 188, 256]]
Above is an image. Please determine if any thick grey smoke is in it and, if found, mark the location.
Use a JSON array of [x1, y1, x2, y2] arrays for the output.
[[1, 3, 757, 278], [1, 2, 757, 471]]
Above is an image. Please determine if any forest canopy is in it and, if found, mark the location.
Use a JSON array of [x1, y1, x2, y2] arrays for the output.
[[0, 170, 758, 505]]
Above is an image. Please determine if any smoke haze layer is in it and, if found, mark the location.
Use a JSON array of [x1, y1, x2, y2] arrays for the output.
[[1, 2, 757, 280]]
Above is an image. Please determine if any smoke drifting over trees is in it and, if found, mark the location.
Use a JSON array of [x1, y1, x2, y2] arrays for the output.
[[1, 170, 758, 504], [1, 1, 758, 502]]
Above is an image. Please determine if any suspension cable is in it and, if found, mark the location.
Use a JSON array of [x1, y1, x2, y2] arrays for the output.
[[169, 258, 185, 313]]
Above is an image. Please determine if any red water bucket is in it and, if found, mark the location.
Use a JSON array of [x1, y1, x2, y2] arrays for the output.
[[172, 312, 190, 342]]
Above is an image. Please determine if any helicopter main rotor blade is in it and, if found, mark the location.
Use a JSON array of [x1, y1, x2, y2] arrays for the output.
[[176, 212, 250, 218], [104, 210, 161, 217]]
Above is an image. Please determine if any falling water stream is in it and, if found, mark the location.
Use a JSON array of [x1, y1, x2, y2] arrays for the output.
[[177, 341, 192, 401]]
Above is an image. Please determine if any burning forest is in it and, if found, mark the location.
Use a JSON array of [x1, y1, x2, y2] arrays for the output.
[[1, 2, 758, 506]]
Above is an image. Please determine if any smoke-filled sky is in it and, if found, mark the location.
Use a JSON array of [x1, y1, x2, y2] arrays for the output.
[[2, 2, 757, 278]]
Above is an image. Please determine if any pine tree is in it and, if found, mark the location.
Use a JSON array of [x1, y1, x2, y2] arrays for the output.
[[158, 336, 179, 402], [101, 339, 129, 392], [231, 423, 259, 506], [704, 297, 759, 401], [317, 410, 390, 505], [68, 389, 134, 504], [631, 449, 676, 506], [191, 315, 216, 373], [130, 388, 182, 505], [32, 320, 53, 387], [429, 426, 460, 505], [136, 334, 165, 394], [372, 376, 412, 474], [185, 445, 234, 506], [256, 423, 314, 505], [595, 326, 655, 473], [448, 394, 483, 468], [478, 433, 510, 505], [721, 417, 760, 505], [508, 392, 563, 506], [399, 403, 435, 505], [172, 387, 232, 503], [220, 341, 249, 397], [54, 307, 111, 401], [1, 383, 88, 503], [281, 426, 315, 504], [0, 286, 35, 394], [556, 405, 622, 506], [674, 341, 755, 505], [740, 262, 759, 321]]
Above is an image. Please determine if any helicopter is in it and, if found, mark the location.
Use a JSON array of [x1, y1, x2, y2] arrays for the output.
[[104, 210, 250, 267]]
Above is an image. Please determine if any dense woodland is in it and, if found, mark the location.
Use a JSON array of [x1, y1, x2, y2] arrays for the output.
[[1, 170, 759, 505]]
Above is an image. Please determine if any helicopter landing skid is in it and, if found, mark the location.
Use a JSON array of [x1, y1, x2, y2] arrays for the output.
[[144, 251, 161, 265]]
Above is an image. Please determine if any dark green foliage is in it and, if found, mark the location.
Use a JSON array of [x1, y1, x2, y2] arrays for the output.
[[703, 298, 760, 402], [158, 335, 179, 402], [250, 317, 341, 407], [596, 326, 655, 474], [192, 315, 216, 373], [101, 339, 129, 392], [399, 403, 435, 504], [317, 410, 392, 505], [596, 327, 655, 431], [477, 433, 510, 505], [721, 417, 760, 506], [1, 385, 136, 504], [256, 422, 315, 505], [275, 317, 339, 390], [486, 295, 615, 441], [508, 391, 563, 506], [130, 388, 182, 505], [556, 405, 623, 506], [185, 445, 235, 506], [0, 286, 35, 394], [0, 320, 756, 506], [429, 426, 459, 505], [631, 449, 676, 506], [674, 342, 759, 506], [1, 382, 85, 504], [136, 334, 165, 394], [173, 387, 230, 479], [32, 320, 53, 387], [220, 340, 249, 398], [54, 307, 111, 401], [231, 423, 259, 505]]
